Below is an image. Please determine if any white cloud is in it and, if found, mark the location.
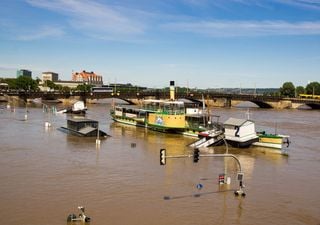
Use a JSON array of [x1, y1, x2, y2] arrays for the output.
[[26, 0, 148, 40], [162, 20, 320, 37], [276, 0, 320, 10], [20, 0, 320, 41], [181, 0, 320, 10], [15, 26, 64, 41]]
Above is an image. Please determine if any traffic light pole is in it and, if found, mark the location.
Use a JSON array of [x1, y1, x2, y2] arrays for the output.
[[199, 154, 241, 172], [160, 149, 246, 197]]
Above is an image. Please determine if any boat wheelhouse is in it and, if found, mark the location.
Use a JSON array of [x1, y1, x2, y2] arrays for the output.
[[224, 118, 259, 148]]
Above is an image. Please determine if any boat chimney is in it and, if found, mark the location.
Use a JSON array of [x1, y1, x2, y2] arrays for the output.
[[170, 81, 175, 100]]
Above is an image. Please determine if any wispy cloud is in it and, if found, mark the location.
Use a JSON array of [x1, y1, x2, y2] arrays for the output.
[[162, 20, 320, 37], [276, 0, 320, 10], [180, 0, 270, 9], [15, 25, 64, 41], [26, 0, 149, 40], [0, 17, 64, 41], [227, 0, 320, 9], [11, 0, 320, 42], [181, 0, 320, 10]]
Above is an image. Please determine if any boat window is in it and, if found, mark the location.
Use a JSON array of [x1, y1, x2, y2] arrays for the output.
[[115, 106, 123, 112], [144, 101, 161, 111], [139, 111, 146, 116], [163, 102, 184, 115]]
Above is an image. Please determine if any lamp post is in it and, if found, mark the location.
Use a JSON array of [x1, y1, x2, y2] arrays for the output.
[[313, 86, 315, 98], [96, 122, 101, 148]]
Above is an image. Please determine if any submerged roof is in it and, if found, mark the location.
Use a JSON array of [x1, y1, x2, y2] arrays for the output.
[[67, 118, 98, 123], [224, 118, 253, 126], [78, 126, 96, 135]]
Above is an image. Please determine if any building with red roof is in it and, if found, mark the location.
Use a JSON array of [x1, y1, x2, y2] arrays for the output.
[[72, 70, 103, 85]]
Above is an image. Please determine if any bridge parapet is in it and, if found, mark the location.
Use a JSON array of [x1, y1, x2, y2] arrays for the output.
[[3, 90, 320, 109]]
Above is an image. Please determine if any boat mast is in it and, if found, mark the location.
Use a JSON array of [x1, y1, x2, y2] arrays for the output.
[[202, 94, 206, 126]]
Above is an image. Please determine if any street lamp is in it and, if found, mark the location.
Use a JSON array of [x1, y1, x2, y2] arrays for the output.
[[313, 86, 315, 98]]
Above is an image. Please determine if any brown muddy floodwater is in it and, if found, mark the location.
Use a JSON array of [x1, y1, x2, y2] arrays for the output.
[[0, 102, 319, 225]]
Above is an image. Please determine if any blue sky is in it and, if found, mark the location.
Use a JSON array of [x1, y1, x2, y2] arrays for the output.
[[0, 0, 319, 88]]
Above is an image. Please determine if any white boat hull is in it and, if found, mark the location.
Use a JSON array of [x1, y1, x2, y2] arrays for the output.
[[252, 142, 282, 149]]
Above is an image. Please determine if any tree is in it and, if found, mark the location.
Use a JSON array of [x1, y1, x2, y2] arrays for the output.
[[44, 80, 57, 90], [306, 82, 320, 95], [61, 86, 71, 93], [2, 78, 17, 89], [280, 82, 295, 97], [16, 76, 38, 91], [295, 86, 305, 96], [76, 84, 92, 92], [35, 77, 41, 84]]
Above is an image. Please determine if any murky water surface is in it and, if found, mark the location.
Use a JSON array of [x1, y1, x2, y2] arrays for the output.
[[0, 103, 319, 225]]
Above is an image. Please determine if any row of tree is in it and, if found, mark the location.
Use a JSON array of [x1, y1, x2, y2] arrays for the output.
[[280, 81, 320, 98], [1, 76, 319, 98], [1, 76, 39, 91], [0, 77, 92, 92]]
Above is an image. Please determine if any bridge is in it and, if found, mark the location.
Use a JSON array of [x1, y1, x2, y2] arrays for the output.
[[1, 90, 320, 109]]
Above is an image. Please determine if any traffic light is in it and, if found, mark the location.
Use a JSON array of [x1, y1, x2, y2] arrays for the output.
[[237, 172, 244, 182], [193, 148, 200, 163], [160, 149, 166, 165]]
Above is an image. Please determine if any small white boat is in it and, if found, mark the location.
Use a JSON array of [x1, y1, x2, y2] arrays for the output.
[[72, 101, 87, 112], [32, 98, 42, 104], [57, 101, 87, 114], [252, 132, 290, 155]]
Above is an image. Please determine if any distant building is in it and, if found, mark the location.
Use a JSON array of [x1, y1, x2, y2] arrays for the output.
[[17, 69, 32, 78], [42, 72, 59, 82], [72, 70, 103, 85]]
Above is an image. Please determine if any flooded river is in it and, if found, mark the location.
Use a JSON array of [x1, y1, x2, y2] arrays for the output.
[[0, 102, 319, 225]]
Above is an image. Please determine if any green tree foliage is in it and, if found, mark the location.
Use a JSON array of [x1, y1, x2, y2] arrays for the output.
[[16, 76, 39, 91], [35, 77, 41, 84], [61, 86, 71, 92], [280, 82, 295, 97], [76, 84, 93, 92], [305, 82, 320, 95], [44, 80, 57, 90], [1, 78, 17, 89], [295, 86, 305, 96]]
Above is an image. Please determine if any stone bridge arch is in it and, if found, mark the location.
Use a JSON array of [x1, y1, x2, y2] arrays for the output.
[[86, 96, 137, 105], [306, 103, 320, 109], [249, 100, 273, 108], [184, 97, 206, 107], [231, 100, 273, 108], [115, 97, 135, 105]]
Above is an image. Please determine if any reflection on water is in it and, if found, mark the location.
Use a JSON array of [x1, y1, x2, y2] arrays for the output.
[[0, 102, 319, 225]]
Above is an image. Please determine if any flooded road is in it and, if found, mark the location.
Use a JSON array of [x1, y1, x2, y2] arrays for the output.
[[0, 103, 319, 225]]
